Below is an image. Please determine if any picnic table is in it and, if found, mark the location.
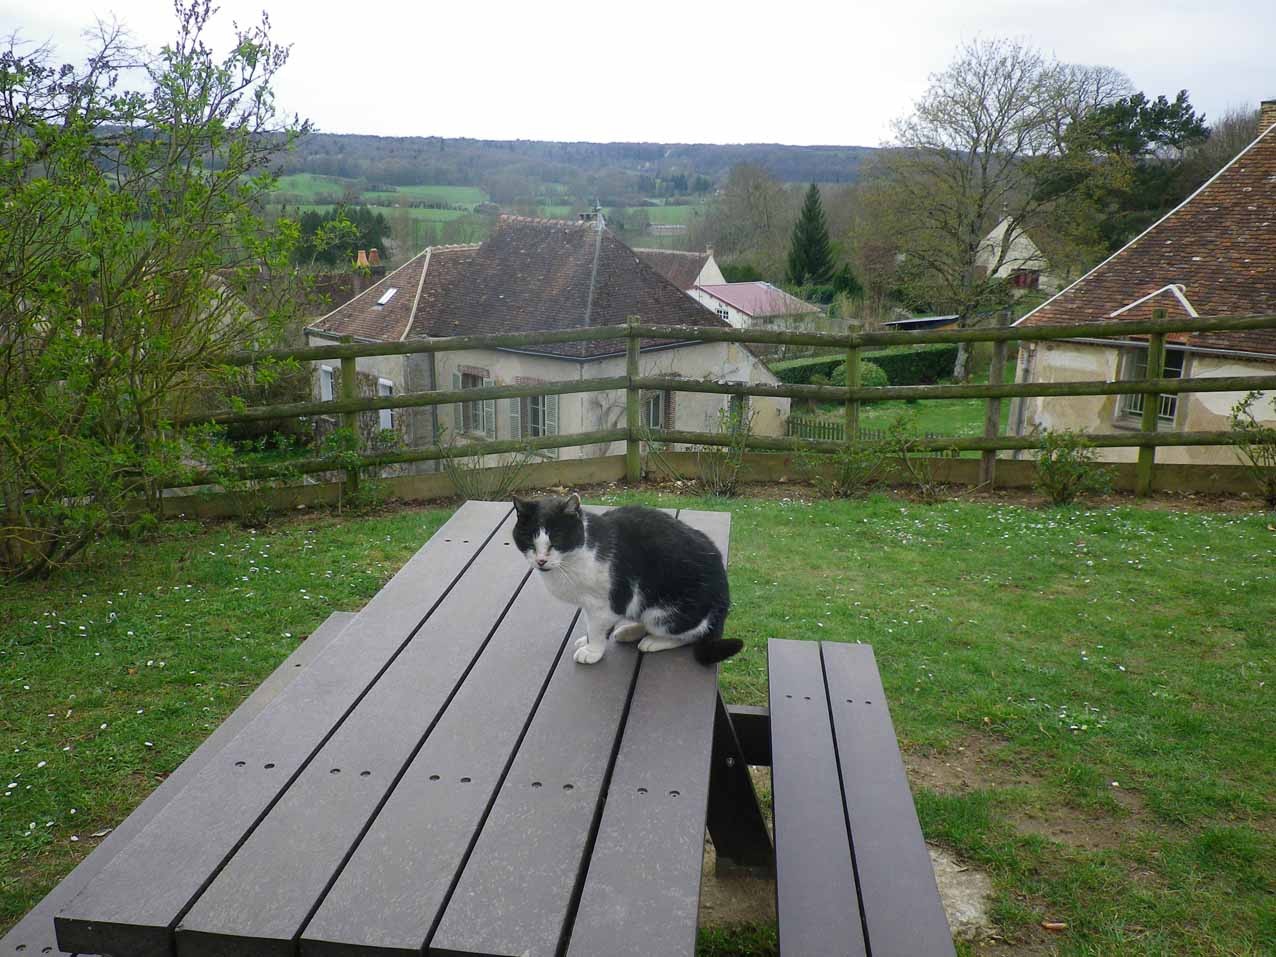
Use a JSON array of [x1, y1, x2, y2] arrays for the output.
[[6, 501, 773, 957], [7, 499, 955, 957]]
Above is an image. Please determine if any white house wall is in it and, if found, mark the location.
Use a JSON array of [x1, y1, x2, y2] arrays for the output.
[[306, 334, 790, 465], [697, 256, 726, 286], [1012, 341, 1276, 466]]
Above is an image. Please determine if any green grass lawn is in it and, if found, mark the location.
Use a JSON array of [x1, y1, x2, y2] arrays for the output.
[[3, 494, 1274, 954], [644, 204, 704, 225], [801, 358, 1018, 453], [361, 184, 486, 207]]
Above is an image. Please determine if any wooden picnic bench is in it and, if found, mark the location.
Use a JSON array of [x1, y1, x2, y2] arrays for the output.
[[4, 500, 954, 957], [5, 501, 772, 957]]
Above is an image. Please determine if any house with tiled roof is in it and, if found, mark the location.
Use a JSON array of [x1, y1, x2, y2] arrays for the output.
[[633, 248, 724, 290], [305, 217, 788, 466], [690, 282, 820, 329], [1008, 99, 1276, 466]]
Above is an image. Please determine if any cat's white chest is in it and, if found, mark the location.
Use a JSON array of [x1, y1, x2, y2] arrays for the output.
[[541, 546, 611, 607]]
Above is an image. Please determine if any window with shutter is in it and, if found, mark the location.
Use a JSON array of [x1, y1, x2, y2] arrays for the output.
[[482, 377, 496, 438], [319, 366, 335, 402], [377, 378, 395, 431]]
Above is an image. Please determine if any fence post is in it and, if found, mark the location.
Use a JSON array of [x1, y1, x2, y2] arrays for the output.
[[1135, 313, 1167, 496], [339, 335, 360, 495], [845, 345, 861, 446], [979, 314, 1010, 487], [625, 317, 641, 483]]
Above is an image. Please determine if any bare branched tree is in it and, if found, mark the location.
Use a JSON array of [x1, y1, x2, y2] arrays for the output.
[[862, 39, 1131, 379]]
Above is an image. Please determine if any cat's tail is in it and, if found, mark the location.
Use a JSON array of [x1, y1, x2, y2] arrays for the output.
[[693, 636, 744, 665]]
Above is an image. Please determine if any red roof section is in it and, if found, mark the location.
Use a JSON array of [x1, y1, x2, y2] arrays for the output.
[[1016, 121, 1276, 358], [695, 282, 817, 318]]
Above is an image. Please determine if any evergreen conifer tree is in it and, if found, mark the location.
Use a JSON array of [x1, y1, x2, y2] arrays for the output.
[[786, 183, 835, 285]]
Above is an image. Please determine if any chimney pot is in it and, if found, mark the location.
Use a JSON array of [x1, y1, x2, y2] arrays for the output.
[[1261, 99, 1276, 132], [368, 248, 381, 266], [355, 249, 369, 269]]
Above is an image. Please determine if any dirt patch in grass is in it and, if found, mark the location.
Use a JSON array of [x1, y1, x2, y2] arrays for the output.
[[906, 736, 1158, 855], [904, 735, 1030, 794]]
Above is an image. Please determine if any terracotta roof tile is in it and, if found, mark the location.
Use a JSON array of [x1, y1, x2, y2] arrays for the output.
[[1016, 123, 1276, 359], [316, 217, 733, 358]]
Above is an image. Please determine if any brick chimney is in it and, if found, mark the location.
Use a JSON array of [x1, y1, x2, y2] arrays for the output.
[[368, 248, 380, 267], [1262, 99, 1276, 132]]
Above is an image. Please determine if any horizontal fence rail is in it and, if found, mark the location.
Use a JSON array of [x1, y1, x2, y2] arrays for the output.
[[166, 312, 1276, 497]]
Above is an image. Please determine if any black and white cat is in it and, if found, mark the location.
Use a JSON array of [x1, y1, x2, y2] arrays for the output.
[[511, 493, 741, 666]]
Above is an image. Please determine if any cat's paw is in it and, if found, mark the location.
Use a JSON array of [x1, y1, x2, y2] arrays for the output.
[[612, 622, 646, 643], [638, 635, 682, 653], [574, 633, 590, 650], [573, 643, 605, 665]]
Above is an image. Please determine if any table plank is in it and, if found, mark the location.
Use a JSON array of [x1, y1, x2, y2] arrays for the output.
[[175, 510, 531, 957], [0, 611, 355, 957], [821, 642, 955, 957], [55, 502, 511, 957], [769, 638, 868, 957], [428, 628, 641, 957], [563, 508, 731, 957], [298, 586, 579, 956]]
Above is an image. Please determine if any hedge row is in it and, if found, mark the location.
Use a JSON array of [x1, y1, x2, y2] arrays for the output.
[[866, 344, 960, 385], [769, 343, 959, 387]]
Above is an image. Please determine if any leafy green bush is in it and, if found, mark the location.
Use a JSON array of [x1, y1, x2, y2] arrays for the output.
[[770, 355, 844, 385], [696, 403, 755, 497], [868, 344, 960, 385], [830, 360, 888, 391], [798, 440, 886, 499], [770, 344, 958, 387], [1229, 391, 1276, 510], [1034, 430, 1114, 506]]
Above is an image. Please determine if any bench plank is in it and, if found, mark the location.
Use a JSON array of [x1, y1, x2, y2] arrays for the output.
[[297, 587, 579, 955], [563, 508, 731, 957], [428, 629, 641, 957], [768, 638, 868, 957], [56, 502, 511, 957], [0, 611, 355, 957], [821, 642, 955, 957], [175, 511, 533, 957]]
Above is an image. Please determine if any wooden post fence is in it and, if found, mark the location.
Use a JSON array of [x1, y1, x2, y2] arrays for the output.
[[1135, 309, 1168, 496], [625, 317, 641, 483], [979, 314, 1009, 487], [844, 345, 861, 454], [339, 336, 360, 495]]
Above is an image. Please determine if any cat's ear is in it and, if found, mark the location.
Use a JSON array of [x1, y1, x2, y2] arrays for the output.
[[512, 494, 533, 516], [563, 492, 582, 516]]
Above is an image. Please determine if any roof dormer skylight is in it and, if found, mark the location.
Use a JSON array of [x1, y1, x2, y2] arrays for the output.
[[375, 287, 399, 308]]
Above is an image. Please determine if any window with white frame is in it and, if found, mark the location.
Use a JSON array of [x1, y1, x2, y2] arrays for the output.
[[319, 365, 335, 402], [716, 306, 730, 322], [1118, 347, 1185, 423], [641, 390, 665, 430], [508, 388, 559, 457], [453, 369, 495, 437], [377, 378, 395, 431]]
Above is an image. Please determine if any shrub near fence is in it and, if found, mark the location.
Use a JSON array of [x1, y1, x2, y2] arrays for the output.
[[770, 343, 960, 386]]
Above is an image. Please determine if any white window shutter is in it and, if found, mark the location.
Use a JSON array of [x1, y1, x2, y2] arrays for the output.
[[508, 397, 521, 439], [546, 393, 559, 435], [483, 377, 496, 438]]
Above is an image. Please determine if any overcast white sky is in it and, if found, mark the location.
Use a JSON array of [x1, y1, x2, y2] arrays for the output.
[[4, 0, 1273, 146]]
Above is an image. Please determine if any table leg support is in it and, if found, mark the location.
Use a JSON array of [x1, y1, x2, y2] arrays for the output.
[[706, 692, 774, 874]]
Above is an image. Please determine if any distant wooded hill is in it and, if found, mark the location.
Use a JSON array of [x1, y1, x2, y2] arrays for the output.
[[278, 134, 879, 198]]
